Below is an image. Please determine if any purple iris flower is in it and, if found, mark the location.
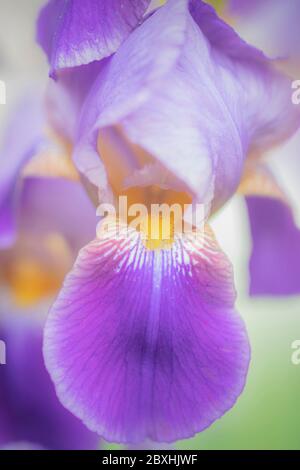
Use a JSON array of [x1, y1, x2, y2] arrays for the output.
[[0, 0, 298, 446]]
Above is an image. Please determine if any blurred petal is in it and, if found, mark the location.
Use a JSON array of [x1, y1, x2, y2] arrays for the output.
[[46, 62, 102, 141], [228, 0, 300, 61], [37, 0, 151, 75], [266, 129, 300, 223], [0, 314, 98, 449], [44, 222, 250, 443], [0, 93, 45, 248], [20, 178, 96, 253], [247, 196, 300, 295]]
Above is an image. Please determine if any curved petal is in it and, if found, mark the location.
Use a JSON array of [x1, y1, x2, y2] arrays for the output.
[[37, 0, 151, 76], [44, 221, 250, 443], [75, 0, 299, 214], [246, 196, 300, 295]]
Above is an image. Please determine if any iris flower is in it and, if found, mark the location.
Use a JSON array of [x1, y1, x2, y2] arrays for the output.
[[1, 0, 299, 445]]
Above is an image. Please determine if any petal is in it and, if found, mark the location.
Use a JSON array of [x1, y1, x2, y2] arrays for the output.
[[75, 0, 299, 214], [74, 0, 189, 194], [0, 314, 98, 450], [228, 0, 300, 61], [0, 189, 19, 248], [265, 129, 300, 222], [20, 177, 96, 253], [44, 221, 250, 443], [189, 0, 266, 63], [0, 93, 46, 248], [189, 0, 300, 156], [36, 0, 151, 75], [246, 196, 300, 295], [45, 62, 103, 141]]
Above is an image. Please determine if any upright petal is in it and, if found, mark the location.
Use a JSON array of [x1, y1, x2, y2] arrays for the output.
[[44, 221, 250, 443], [74, 0, 189, 199], [37, 0, 151, 76]]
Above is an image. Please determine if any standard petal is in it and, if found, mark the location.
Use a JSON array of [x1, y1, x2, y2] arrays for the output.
[[44, 222, 250, 443], [37, 0, 151, 75], [74, 0, 189, 194], [247, 196, 300, 295], [75, 0, 299, 215]]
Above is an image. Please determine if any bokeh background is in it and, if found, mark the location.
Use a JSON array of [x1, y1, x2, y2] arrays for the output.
[[0, 0, 299, 450]]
